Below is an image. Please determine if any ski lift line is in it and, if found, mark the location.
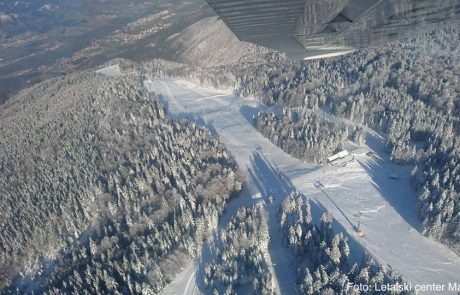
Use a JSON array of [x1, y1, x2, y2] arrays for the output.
[[315, 185, 357, 231]]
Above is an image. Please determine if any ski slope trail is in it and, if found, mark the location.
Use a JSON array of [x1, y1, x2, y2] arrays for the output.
[[145, 79, 460, 294]]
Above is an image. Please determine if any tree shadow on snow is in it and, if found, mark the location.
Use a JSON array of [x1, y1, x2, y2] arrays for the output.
[[194, 151, 367, 294], [239, 104, 283, 127], [358, 156, 422, 232], [248, 151, 295, 198]]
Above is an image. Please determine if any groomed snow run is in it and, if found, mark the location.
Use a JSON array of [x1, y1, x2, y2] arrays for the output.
[[143, 78, 460, 294]]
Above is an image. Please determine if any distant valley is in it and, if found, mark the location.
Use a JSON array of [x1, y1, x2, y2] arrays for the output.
[[0, 0, 212, 104]]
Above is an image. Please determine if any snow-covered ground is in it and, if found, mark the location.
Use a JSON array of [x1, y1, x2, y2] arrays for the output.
[[143, 78, 460, 294], [95, 65, 122, 77]]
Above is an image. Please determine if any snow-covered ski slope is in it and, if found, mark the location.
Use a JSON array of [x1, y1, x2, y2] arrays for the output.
[[144, 79, 459, 294]]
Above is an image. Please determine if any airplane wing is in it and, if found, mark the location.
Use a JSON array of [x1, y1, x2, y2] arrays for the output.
[[205, 0, 460, 59]]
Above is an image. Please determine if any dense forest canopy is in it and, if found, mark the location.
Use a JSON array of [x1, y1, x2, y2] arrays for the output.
[[0, 73, 243, 293]]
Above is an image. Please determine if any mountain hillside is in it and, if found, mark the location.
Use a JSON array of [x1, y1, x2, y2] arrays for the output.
[[164, 17, 271, 67], [0, 72, 242, 293]]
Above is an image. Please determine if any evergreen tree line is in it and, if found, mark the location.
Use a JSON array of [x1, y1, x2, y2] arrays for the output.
[[255, 108, 364, 163], [280, 192, 413, 295], [203, 206, 274, 295], [0, 72, 243, 294]]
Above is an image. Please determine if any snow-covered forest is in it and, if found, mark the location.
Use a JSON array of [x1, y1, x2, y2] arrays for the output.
[[200, 193, 412, 295], [280, 192, 412, 294], [129, 24, 459, 251], [204, 207, 274, 295], [1, 13, 458, 294], [245, 26, 460, 250], [0, 73, 243, 293], [255, 108, 364, 163]]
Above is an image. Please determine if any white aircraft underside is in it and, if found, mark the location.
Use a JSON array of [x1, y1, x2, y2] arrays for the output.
[[206, 0, 460, 59]]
